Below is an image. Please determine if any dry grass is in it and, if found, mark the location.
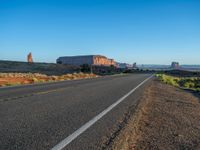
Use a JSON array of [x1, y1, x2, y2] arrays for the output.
[[0, 72, 99, 87]]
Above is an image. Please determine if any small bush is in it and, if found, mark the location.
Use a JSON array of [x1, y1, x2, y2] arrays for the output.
[[5, 82, 21, 86], [157, 74, 200, 94], [179, 79, 195, 88], [183, 81, 195, 88], [197, 88, 200, 93], [81, 64, 91, 72], [194, 79, 200, 88], [32, 77, 38, 83], [156, 74, 179, 86]]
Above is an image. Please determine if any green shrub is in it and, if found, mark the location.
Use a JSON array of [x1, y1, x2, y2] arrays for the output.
[[32, 77, 38, 83], [183, 81, 195, 88], [197, 88, 200, 93], [179, 78, 195, 88], [157, 74, 200, 94], [5, 82, 21, 86], [194, 79, 200, 88], [81, 64, 91, 72], [156, 74, 179, 86]]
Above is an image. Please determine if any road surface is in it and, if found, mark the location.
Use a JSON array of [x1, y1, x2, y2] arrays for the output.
[[0, 74, 153, 150]]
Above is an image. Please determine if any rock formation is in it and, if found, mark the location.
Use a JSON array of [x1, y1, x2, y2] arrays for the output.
[[133, 62, 137, 68], [27, 52, 33, 63], [171, 62, 180, 69], [93, 56, 116, 66], [56, 55, 116, 66]]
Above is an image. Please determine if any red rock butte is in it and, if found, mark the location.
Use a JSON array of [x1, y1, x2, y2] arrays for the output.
[[27, 52, 33, 63]]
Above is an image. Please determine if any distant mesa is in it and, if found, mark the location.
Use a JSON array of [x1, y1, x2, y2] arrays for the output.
[[171, 62, 180, 69], [133, 62, 137, 68], [27, 52, 33, 63], [56, 55, 116, 66]]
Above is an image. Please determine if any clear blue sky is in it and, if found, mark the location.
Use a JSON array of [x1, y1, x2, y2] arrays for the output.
[[0, 0, 200, 64]]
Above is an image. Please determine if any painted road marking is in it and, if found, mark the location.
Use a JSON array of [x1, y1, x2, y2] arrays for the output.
[[35, 88, 67, 95], [51, 75, 154, 150], [0, 87, 68, 102]]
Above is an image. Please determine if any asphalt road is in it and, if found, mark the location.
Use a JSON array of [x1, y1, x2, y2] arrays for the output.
[[0, 74, 153, 150]]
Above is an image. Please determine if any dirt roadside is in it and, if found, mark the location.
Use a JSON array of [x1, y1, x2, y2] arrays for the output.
[[112, 79, 200, 150], [0, 72, 98, 87]]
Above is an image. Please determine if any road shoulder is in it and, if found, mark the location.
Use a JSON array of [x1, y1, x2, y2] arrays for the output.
[[111, 79, 200, 150]]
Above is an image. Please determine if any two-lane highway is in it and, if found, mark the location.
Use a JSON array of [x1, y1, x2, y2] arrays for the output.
[[0, 74, 153, 150]]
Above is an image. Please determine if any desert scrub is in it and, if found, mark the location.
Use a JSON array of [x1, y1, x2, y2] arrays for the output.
[[32, 78, 47, 83], [32, 77, 39, 83], [156, 74, 179, 86], [157, 73, 200, 93], [5, 82, 21, 86], [179, 78, 195, 88]]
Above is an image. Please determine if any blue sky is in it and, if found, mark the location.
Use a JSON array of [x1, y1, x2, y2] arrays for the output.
[[0, 0, 200, 64]]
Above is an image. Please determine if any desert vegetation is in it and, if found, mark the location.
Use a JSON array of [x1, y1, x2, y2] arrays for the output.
[[0, 72, 98, 87], [156, 74, 200, 93]]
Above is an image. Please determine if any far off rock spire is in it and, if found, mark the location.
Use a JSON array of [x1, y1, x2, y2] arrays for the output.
[[27, 52, 33, 63]]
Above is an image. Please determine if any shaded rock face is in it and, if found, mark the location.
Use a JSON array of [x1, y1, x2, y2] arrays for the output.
[[133, 62, 137, 68], [171, 62, 180, 69], [27, 53, 33, 63]]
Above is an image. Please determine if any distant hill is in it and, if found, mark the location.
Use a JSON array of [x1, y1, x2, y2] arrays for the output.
[[138, 64, 200, 71], [181, 65, 200, 71], [138, 64, 170, 70]]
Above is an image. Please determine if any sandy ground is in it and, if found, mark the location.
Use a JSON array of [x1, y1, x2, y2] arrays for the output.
[[112, 79, 200, 150]]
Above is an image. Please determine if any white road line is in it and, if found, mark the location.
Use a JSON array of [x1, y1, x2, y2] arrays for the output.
[[51, 75, 154, 150]]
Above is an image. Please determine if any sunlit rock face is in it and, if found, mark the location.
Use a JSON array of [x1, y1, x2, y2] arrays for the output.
[[27, 52, 33, 63], [93, 55, 116, 66]]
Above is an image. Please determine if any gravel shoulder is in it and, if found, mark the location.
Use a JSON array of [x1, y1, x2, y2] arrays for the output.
[[112, 79, 200, 150]]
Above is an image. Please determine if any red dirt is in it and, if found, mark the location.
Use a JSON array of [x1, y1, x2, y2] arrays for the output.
[[0, 73, 98, 87], [0, 77, 30, 85]]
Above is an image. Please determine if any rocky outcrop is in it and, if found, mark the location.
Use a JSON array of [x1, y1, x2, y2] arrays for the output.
[[93, 56, 116, 66], [171, 62, 180, 69], [27, 52, 33, 63]]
